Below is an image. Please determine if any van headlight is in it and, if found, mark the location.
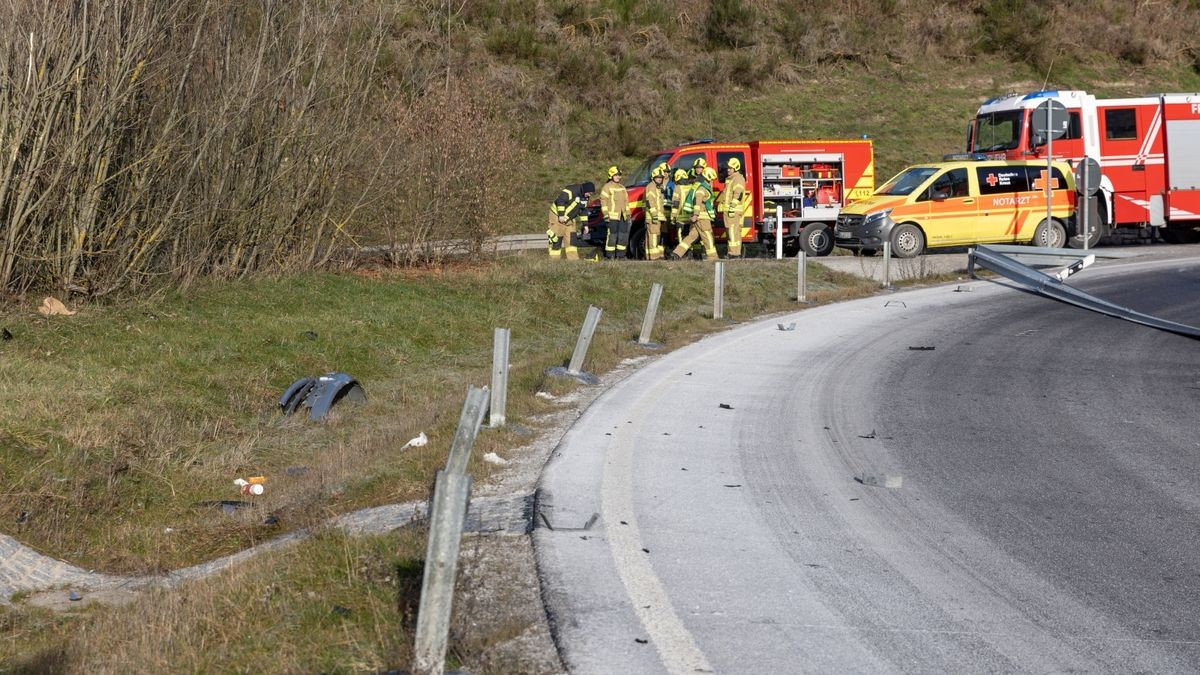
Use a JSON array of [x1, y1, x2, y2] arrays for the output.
[[863, 209, 892, 224]]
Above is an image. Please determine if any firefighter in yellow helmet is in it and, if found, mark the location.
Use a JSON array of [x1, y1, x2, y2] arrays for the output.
[[644, 167, 667, 260], [670, 168, 695, 255], [720, 157, 748, 258], [670, 166, 718, 260], [547, 181, 595, 260], [599, 165, 630, 259]]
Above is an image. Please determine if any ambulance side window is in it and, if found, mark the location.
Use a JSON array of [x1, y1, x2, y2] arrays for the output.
[[1104, 109, 1137, 140], [975, 167, 1029, 195], [918, 168, 968, 201], [1023, 166, 1067, 192]]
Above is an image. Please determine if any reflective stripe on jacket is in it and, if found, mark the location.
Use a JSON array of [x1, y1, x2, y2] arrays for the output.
[[645, 182, 666, 222], [599, 181, 629, 221]]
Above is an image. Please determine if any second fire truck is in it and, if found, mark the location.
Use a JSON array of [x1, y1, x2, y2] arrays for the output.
[[968, 89, 1200, 245]]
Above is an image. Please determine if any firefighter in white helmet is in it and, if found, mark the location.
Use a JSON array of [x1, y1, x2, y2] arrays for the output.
[[599, 166, 630, 259], [720, 157, 748, 258], [670, 166, 718, 260]]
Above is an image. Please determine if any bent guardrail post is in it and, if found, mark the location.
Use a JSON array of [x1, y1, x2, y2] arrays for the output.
[[971, 245, 1200, 340], [713, 262, 726, 319], [445, 385, 490, 476], [548, 305, 603, 384], [637, 283, 663, 346], [488, 328, 510, 428], [796, 251, 807, 303], [413, 469, 473, 675]]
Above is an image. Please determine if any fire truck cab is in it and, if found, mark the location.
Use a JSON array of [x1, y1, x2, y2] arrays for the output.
[[968, 90, 1200, 245]]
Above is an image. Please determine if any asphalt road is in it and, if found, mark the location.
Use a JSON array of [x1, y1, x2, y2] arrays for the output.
[[535, 250, 1200, 674]]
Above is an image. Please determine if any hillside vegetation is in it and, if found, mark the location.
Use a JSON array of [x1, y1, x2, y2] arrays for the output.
[[2, 1, 1199, 294], [387, 0, 1200, 236]]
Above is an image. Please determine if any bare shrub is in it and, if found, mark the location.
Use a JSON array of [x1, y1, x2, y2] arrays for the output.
[[0, 0, 385, 296], [378, 82, 525, 265]]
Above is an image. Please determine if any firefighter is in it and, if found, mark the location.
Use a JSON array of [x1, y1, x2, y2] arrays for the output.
[[670, 166, 718, 260], [547, 181, 595, 260], [644, 167, 668, 260], [670, 168, 694, 254], [599, 166, 630, 259], [720, 157, 748, 258]]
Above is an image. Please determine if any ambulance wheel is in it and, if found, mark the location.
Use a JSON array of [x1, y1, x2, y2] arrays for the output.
[[799, 223, 835, 257], [1032, 218, 1067, 249], [890, 223, 924, 258]]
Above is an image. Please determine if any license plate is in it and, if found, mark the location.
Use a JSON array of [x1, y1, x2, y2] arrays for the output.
[[836, 231, 851, 239]]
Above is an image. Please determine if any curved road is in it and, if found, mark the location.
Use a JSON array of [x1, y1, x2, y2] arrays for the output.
[[535, 253, 1200, 673]]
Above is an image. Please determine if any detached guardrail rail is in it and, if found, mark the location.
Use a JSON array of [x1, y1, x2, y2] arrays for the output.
[[968, 245, 1200, 340]]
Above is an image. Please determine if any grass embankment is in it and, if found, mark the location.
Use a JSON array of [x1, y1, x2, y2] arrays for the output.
[[0, 254, 881, 671]]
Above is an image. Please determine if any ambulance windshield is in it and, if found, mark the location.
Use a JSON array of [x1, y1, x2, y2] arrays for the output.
[[972, 110, 1023, 152], [876, 167, 939, 196]]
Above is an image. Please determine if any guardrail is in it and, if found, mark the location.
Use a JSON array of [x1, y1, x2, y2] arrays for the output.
[[968, 245, 1200, 340]]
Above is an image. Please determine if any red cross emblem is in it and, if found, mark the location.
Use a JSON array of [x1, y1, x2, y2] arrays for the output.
[[985, 173, 999, 187], [1031, 170, 1060, 192]]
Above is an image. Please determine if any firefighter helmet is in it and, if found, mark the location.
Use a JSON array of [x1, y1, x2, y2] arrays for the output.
[[655, 161, 669, 176], [702, 167, 717, 182], [673, 168, 688, 182], [607, 165, 621, 179], [651, 167, 665, 179], [727, 157, 741, 172], [692, 157, 708, 170]]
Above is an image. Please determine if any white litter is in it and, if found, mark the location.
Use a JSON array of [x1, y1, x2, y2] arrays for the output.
[[535, 391, 555, 401], [401, 432, 428, 450], [483, 452, 508, 466]]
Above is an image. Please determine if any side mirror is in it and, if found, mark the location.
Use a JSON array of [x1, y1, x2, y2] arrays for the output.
[[1031, 132, 1046, 148]]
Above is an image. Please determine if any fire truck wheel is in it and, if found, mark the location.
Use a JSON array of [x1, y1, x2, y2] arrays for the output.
[[890, 223, 924, 258], [1032, 218, 1067, 248], [799, 222, 835, 257]]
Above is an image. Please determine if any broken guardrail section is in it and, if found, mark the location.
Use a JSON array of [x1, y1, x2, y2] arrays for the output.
[[968, 245, 1200, 340]]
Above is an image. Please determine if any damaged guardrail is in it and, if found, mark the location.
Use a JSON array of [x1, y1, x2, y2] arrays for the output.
[[968, 245, 1200, 340]]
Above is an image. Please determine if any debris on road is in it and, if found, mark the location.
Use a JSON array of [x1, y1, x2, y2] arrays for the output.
[[777, 322, 796, 331], [908, 345, 935, 351], [234, 478, 264, 496], [858, 430, 877, 439], [401, 432, 428, 450], [38, 297, 76, 316], [483, 452, 508, 465], [855, 473, 903, 488], [718, 403, 734, 410], [536, 391, 556, 401], [68, 591, 82, 602], [279, 372, 366, 421]]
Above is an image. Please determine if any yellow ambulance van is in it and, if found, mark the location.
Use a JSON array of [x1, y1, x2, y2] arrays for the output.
[[833, 159, 1077, 257]]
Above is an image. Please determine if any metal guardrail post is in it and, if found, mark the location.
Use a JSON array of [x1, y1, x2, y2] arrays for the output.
[[796, 251, 807, 303], [637, 283, 663, 345], [775, 206, 784, 260], [488, 328, 510, 428], [412, 470, 473, 675], [567, 305, 603, 376], [882, 241, 893, 289], [713, 262, 725, 319], [445, 385, 490, 476]]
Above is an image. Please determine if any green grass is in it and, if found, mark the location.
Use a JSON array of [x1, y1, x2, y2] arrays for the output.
[[0, 253, 889, 669], [0, 254, 877, 574]]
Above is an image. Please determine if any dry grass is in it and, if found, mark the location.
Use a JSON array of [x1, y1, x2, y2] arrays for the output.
[[0, 253, 885, 669]]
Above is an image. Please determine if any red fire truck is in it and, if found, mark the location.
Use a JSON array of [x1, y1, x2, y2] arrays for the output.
[[968, 90, 1200, 245], [591, 138, 875, 256]]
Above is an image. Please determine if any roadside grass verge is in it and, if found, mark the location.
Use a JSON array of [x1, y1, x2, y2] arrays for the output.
[[0, 253, 887, 669], [0, 253, 876, 574]]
